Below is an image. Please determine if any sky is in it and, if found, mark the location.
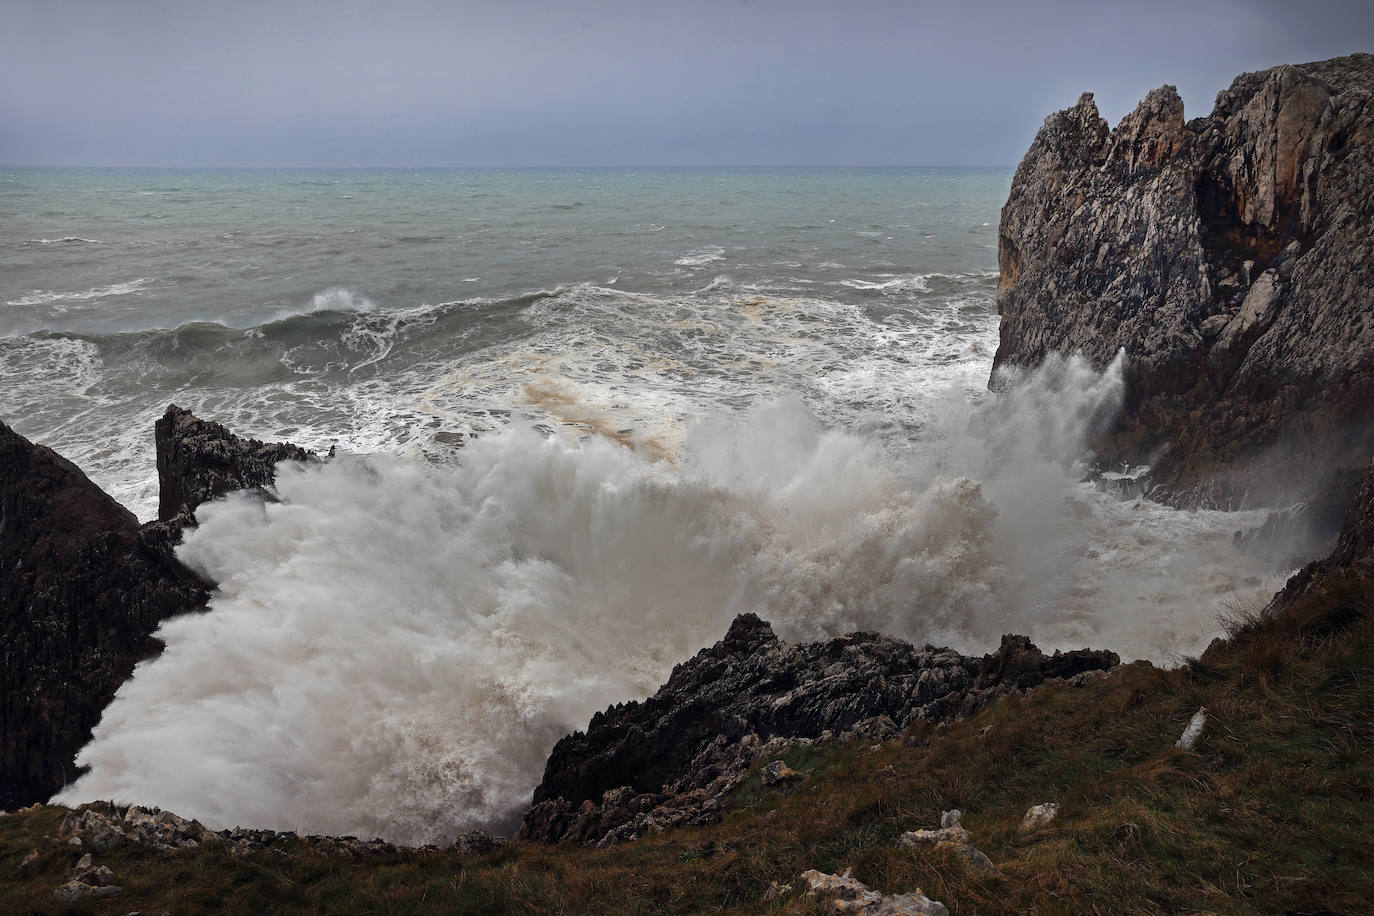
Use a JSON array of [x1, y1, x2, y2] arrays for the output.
[[2, 0, 1371, 168]]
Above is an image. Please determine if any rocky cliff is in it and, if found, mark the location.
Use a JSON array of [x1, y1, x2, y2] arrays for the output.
[[519, 614, 1118, 846], [156, 405, 315, 523], [995, 54, 1374, 519], [1, 409, 311, 809]]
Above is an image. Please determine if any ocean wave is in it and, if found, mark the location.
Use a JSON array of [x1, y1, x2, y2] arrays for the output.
[[674, 246, 726, 267], [50, 356, 1287, 844], [838, 274, 934, 293], [5, 278, 154, 307], [26, 236, 102, 245]]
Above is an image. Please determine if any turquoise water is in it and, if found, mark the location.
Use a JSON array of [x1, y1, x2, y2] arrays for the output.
[[1, 166, 1009, 516]]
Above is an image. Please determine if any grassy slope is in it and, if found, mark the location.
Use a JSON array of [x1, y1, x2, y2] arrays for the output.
[[2, 579, 1370, 915]]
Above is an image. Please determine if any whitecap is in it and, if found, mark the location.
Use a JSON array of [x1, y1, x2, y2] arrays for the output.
[[6, 278, 154, 307]]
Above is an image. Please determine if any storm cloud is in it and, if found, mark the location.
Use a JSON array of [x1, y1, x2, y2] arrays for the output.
[[2, 0, 1371, 166]]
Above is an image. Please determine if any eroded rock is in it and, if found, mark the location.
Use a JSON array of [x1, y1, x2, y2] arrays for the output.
[[995, 54, 1374, 516], [799, 869, 949, 916], [520, 615, 1116, 844]]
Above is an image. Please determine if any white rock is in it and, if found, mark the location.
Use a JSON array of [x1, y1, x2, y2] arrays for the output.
[[1176, 707, 1207, 750], [1020, 802, 1060, 831]]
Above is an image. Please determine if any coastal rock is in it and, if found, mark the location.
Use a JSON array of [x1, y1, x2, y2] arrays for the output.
[[0, 422, 208, 809], [54, 853, 120, 901], [1, 409, 313, 810], [1020, 802, 1060, 832], [799, 869, 950, 916], [155, 404, 316, 523], [995, 54, 1374, 516], [518, 614, 1117, 844]]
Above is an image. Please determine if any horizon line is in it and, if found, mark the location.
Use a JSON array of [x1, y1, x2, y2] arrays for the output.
[[1, 162, 1018, 171]]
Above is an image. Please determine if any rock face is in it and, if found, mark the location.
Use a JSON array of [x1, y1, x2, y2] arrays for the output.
[[156, 404, 315, 522], [995, 54, 1374, 515], [519, 614, 1117, 845], [1272, 458, 1374, 607], [0, 421, 208, 809], [1, 408, 312, 809]]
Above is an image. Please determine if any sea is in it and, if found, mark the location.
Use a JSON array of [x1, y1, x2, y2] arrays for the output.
[[2, 166, 1295, 843]]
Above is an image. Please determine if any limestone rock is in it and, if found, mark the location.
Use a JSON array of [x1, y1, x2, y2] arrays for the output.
[[1020, 802, 1060, 832], [761, 760, 801, 787], [995, 54, 1374, 516], [799, 869, 949, 916], [1176, 707, 1208, 750], [54, 852, 121, 901], [519, 615, 1116, 844]]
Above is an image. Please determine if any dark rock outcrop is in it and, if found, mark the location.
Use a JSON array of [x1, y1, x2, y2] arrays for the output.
[[1272, 458, 1374, 607], [995, 54, 1374, 516], [2, 408, 312, 809], [156, 404, 316, 522], [518, 614, 1117, 845], [0, 422, 207, 809]]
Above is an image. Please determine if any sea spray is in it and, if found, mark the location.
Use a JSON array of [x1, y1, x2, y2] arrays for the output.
[[54, 357, 1284, 843]]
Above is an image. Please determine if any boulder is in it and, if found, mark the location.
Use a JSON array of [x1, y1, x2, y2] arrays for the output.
[[799, 868, 950, 916], [995, 54, 1374, 519]]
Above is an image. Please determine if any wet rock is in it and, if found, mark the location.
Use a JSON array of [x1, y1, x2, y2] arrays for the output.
[[995, 54, 1374, 512], [799, 869, 949, 916], [0, 422, 208, 809], [155, 404, 316, 523], [1, 409, 314, 809], [54, 852, 121, 901], [519, 615, 1116, 844], [1020, 802, 1060, 832]]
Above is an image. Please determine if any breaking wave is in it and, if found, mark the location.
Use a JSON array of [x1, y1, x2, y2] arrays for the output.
[[53, 354, 1284, 844]]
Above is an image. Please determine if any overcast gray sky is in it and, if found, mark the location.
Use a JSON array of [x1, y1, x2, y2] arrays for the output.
[[2, 0, 1371, 167]]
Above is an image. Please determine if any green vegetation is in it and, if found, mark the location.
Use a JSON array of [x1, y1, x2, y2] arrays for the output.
[[4, 579, 1371, 914]]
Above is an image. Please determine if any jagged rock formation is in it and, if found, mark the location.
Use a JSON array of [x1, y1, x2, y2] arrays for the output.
[[0, 422, 208, 809], [995, 54, 1374, 518], [156, 404, 315, 522], [1, 409, 311, 809], [519, 614, 1117, 845]]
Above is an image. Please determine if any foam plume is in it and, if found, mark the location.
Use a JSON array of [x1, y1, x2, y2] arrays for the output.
[[55, 355, 1283, 843]]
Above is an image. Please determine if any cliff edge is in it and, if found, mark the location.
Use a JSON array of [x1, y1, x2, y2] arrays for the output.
[[995, 53, 1374, 516], [0, 410, 311, 809]]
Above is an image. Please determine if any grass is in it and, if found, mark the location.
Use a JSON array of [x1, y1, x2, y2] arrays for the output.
[[3, 577, 1371, 914]]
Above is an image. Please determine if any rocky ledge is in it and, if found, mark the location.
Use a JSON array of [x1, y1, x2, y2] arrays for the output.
[[0, 409, 311, 810], [995, 53, 1374, 524], [519, 615, 1117, 846]]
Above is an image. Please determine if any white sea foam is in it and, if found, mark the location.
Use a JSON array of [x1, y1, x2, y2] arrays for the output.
[[838, 274, 934, 293], [6, 278, 154, 307], [674, 246, 726, 267], [54, 356, 1282, 843], [28, 236, 103, 245]]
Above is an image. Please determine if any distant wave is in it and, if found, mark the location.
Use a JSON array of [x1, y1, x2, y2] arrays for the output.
[[26, 236, 102, 245], [674, 246, 726, 268], [6, 278, 154, 307]]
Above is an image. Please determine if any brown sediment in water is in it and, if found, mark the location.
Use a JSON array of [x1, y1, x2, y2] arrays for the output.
[[520, 378, 677, 463]]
